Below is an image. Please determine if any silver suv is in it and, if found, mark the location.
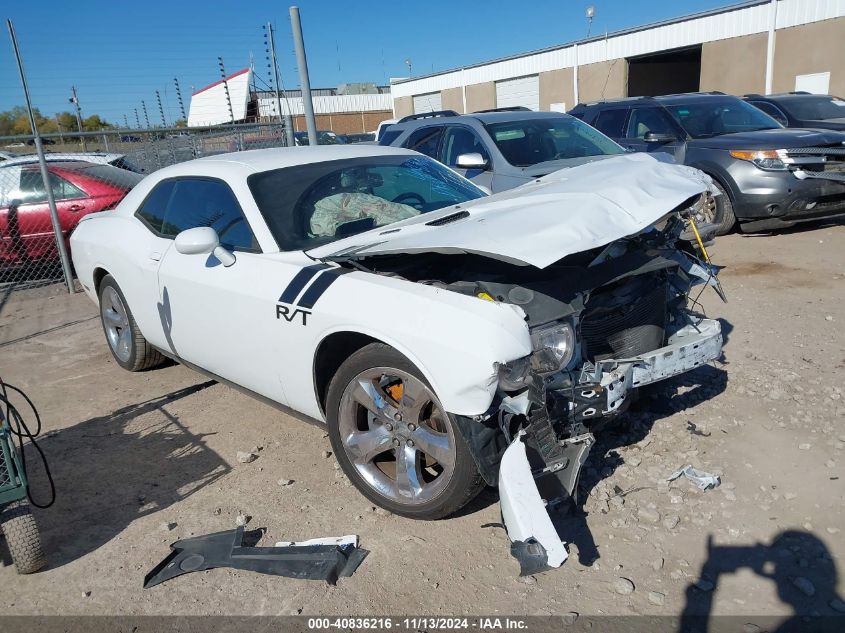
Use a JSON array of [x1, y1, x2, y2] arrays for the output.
[[382, 109, 626, 193]]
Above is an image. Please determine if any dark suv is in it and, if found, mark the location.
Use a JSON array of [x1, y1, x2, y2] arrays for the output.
[[744, 92, 845, 131], [570, 93, 845, 234]]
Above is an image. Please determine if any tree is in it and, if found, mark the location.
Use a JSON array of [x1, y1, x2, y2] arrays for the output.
[[0, 106, 113, 137]]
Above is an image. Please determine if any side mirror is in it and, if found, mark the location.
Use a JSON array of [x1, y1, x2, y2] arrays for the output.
[[456, 152, 489, 170], [174, 227, 236, 267], [643, 132, 677, 144]]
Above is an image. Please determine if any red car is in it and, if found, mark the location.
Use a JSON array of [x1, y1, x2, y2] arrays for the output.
[[0, 161, 142, 266]]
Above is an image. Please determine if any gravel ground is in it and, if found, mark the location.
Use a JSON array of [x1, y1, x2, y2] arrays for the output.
[[0, 222, 843, 623]]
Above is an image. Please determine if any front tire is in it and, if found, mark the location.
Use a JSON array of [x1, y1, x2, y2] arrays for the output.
[[1, 500, 46, 574], [98, 275, 164, 371], [326, 343, 484, 519], [709, 178, 737, 236]]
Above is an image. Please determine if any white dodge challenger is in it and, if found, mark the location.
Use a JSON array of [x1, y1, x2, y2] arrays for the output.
[[71, 145, 724, 569]]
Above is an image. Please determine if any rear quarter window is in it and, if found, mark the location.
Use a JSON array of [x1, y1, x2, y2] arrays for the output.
[[592, 109, 628, 138]]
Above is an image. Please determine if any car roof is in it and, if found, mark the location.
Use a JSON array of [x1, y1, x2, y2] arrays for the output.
[[17, 160, 106, 172], [392, 110, 571, 132], [162, 145, 419, 176], [577, 92, 736, 108], [744, 92, 835, 101], [0, 152, 125, 167]]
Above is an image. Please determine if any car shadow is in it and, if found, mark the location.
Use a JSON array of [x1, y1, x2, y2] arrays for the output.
[[739, 215, 845, 237], [679, 530, 844, 632], [16, 380, 229, 570]]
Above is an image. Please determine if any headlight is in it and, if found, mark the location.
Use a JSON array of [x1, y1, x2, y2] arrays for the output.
[[729, 150, 786, 171], [498, 356, 531, 391], [530, 321, 576, 373]]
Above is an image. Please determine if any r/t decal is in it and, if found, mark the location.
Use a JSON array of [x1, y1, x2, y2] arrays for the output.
[[275, 265, 352, 326], [276, 304, 310, 326]]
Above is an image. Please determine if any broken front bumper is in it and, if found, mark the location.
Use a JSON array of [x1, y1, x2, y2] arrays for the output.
[[586, 316, 724, 417], [499, 317, 723, 572]]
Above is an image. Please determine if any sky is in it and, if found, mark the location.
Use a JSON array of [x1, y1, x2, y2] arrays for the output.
[[2, 0, 742, 127]]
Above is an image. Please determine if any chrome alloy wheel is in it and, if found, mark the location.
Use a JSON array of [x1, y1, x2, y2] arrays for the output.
[[337, 368, 456, 505], [100, 286, 132, 363]]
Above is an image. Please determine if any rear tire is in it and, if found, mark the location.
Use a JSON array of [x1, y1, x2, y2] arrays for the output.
[[1, 500, 46, 574], [98, 275, 165, 371], [326, 343, 484, 519], [709, 178, 737, 236]]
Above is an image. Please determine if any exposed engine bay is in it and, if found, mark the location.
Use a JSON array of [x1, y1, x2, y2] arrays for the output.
[[332, 204, 725, 572]]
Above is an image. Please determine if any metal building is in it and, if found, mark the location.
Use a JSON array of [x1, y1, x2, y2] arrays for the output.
[[391, 0, 845, 117]]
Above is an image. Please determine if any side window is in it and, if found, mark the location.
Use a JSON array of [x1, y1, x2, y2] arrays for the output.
[[377, 129, 402, 146], [750, 101, 787, 126], [441, 127, 490, 167], [51, 174, 86, 200], [136, 180, 176, 234], [135, 179, 257, 252], [626, 107, 676, 139], [403, 126, 443, 158], [162, 179, 258, 252], [591, 109, 628, 138], [15, 171, 85, 204], [16, 170, 47, 205]]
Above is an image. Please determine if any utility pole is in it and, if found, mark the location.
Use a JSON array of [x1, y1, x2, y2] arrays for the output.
[[69, 85, 87, 151], [290, 6, 317, 145], [174, 77, 187, 122], [134, 108, 141, 129], [8, 19, 75, 293], [265, 21, 295, 146], [218, 56, 235, 124]]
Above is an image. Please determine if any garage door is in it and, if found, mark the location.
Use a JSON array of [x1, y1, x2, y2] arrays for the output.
[[495, 75, 539, 111], [413, 92, 442, 114]]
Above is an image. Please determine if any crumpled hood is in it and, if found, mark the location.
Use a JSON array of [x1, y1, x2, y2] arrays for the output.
[[307, 153, 713, 269]]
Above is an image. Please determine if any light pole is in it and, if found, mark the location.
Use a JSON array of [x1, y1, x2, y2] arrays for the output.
[[585, 5, 596, 38], [405, 58, 412, 78]]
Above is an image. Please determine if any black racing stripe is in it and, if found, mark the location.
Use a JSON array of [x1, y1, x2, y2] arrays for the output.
[[297, 268, 352, 309], [279, 264, 330, 304]]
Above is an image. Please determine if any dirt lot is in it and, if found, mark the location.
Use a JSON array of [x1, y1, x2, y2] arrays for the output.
[[0, 222, 843, 623]]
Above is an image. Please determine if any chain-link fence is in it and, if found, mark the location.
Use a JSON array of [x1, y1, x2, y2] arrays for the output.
[[0, 122, 296, 300]]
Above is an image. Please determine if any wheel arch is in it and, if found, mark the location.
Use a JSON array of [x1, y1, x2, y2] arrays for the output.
[[312, 328, 444, 419], [688, 161, 737, 202], [92, 266, 111, 297]]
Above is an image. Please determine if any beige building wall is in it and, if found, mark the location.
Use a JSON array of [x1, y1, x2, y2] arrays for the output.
[[441, 87, 464, 113], [578, 60, 627, 102], [772, 17, 845, 96], [394, 96, 413, 119], [465, 81, 496, 112], [539, 68, 574, 111], [700, 33, 767, 95], [290, 111, 393, 134]]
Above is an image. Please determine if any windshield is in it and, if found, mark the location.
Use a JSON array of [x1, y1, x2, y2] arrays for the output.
[[484, 116, 624, 167], [248, 155, 485, 251], [779, 95, 845, 121], [664, 98, 781, 138]]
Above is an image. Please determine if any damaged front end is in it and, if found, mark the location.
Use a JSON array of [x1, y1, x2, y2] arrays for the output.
[[492, 212, 724, 572], [343, 200, 723, 571]]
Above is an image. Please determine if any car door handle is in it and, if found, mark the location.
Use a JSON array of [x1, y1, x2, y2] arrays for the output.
[[69, 204, 85, 212], [149, 251, 161, 262]]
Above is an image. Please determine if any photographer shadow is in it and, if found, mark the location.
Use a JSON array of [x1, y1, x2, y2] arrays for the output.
[[680, 531, 844, 633]]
